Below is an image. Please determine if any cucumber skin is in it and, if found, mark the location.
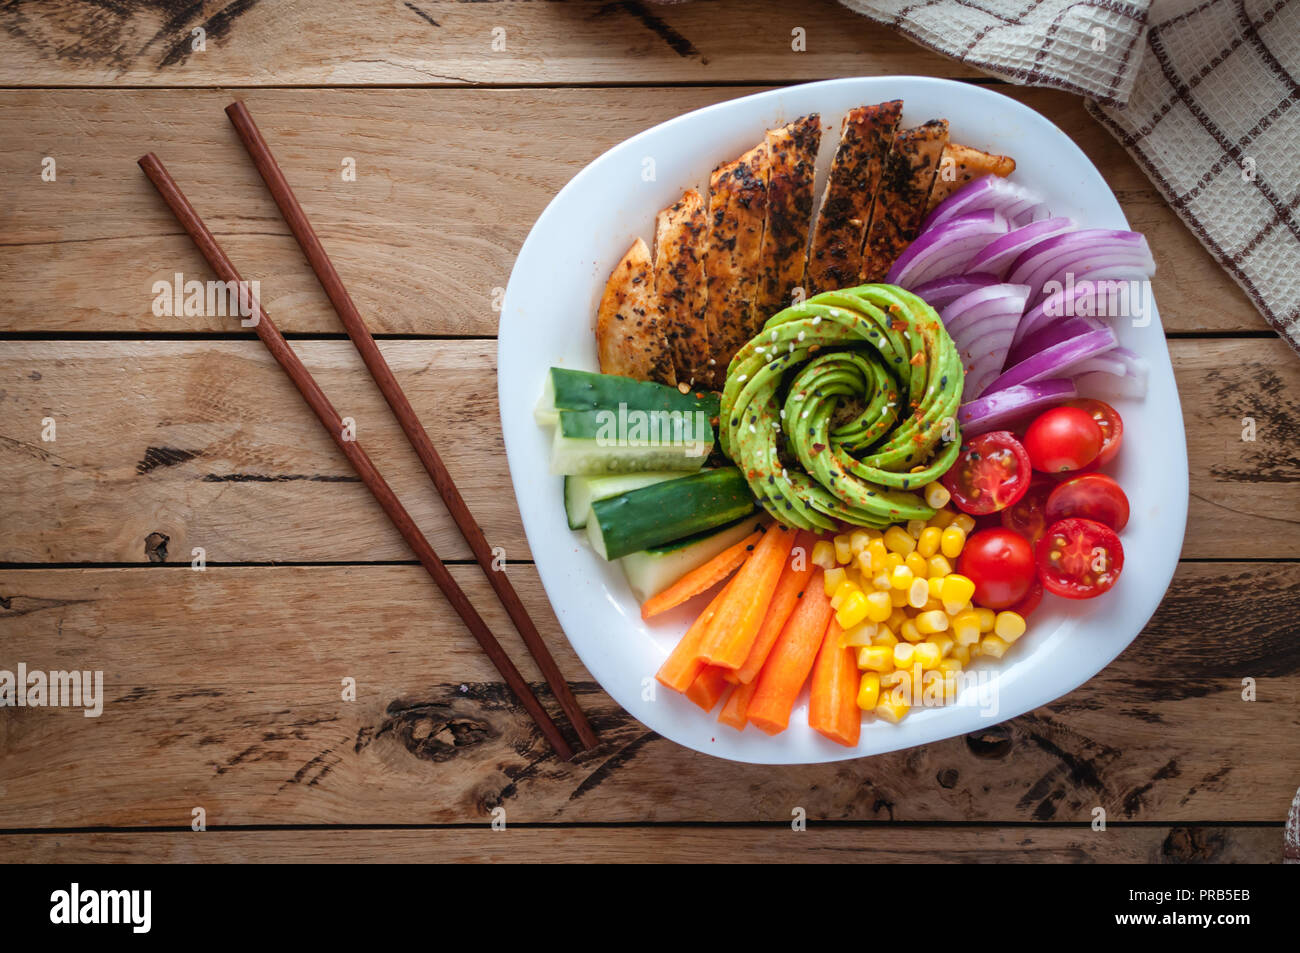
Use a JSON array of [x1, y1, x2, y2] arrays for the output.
[[550, 408, 714, 476], [587, 468, 756, 560], [539, 367, 720, 423], [563, 472, 683, 530]]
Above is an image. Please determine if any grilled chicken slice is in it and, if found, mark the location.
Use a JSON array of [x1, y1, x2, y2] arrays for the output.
[[860, 119, 950, 282], [596, 237, 676, 385], [806, 100, 902, 295], [925, 142, 1017, 212], [653, 189, 711, 387], [702, 140, 770, 388], [755, 114, 822, 319]]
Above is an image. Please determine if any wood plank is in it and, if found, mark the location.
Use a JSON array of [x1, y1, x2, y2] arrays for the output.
[[0, 0, 981, 87], [1, 338, 1295, 563], [0, 562, 1295, 827], [0, 826, 1279, 864], [0, 87, 1264, 336]]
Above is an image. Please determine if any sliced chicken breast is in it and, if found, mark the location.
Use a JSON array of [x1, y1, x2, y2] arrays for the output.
[[596, 237, 676, 385], [806, 100, 902, 295], [755, 113, 822, 320], [652, 189, 711, 387], [860, 119, 950, 282], [925, 142, 1017, 211]]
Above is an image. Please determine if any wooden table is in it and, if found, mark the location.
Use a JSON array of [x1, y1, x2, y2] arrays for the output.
[[2, 0, 1296, 864]]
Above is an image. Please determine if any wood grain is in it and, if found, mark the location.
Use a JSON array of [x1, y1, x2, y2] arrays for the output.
[[2, 338, 1295, 563], [1, 826, 1279, 864], [0, 87, 1265, 336], [1, 562, 1295, 827], [0, 0, 981, 87]]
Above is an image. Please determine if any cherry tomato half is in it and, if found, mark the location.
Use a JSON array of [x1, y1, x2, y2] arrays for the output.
[[940, 431, 1033, 516], [1000, 474, 1057, 547], [1065, 398, 1123, 467], [958, 528, 1037, 609], [1007, 577, 1044, 617], [1046, 473, 1130, 531], [1035, 518, 1124, 599], [1023, 406, 1103, 473]]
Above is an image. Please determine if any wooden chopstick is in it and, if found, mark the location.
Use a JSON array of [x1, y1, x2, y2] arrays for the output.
[[138, 151, 581, 762], [222, 101, 599, 752]]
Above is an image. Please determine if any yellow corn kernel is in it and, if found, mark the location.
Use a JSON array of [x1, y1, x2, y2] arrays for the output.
[[940, 574, 977, 614], [857, 672, 882, 710], [928, 633, 955, 658], [830, 579, 858, 610], [952, 513, 977, 535], [980, 634, 1009, 659], [950, 644, 971, 666], [857, 646, 893, 674], [849, 529, 872, 555], [888, 608, 910, 631], [875, 694, 911, 724], [970, 640, 983, 658], [907, 576, 930, 609], [906, 518, 927, 539], [839, 621, 877, 648], [811, 539, 836, 569], [889, 564, 914, 590], [975, 607, 996, 633], [922, 669, 959, 705], [924, 482, 952, 509], [913, 641, 942, 670], [890, 586, 910, 607], [916, 609, 950, 635], [900, 619, 923, 643], [940, 525, 966, 559], [872, 623, 898, 647], [880, 667, 911, 690], [924, 597, 945, 613], [928, 508, 956, 529], [892, 642, 916, 667], [917, 525, 942, 559], [938, 657, 963, 674], [884, 525, 917, 556], [823, 566, 847, 596], [865, 590, 893, 622], [854, 549, 873, 577], [871, 572, 892, 591], [952, 610, 981, 646], [885, 552, 904, 572], [928, 554, 953, 577], [866, 538, 890, 572], [995, 610, 1027, 642], [904, 551, 928, 578], [833, 534, 853, 565], [927, 576, 946, 601], [836, 591, 871, 629]]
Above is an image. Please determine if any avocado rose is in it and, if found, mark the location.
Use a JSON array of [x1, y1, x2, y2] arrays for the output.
[[719, 284, 964, 532]]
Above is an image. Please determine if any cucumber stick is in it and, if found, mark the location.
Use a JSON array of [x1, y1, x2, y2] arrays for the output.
[[620, 515, 768, 602], [535, 367, 719, 426], [550, 409, 713, 476], [563, 471, 684, 530], [586, 467, 755, 560]]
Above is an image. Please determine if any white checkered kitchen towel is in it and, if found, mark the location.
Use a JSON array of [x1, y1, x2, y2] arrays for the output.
[[837, 0, 1300, 349]]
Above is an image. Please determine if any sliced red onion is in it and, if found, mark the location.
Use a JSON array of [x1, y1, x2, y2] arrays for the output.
[[1004, 315, 1099, 369], [1007, 229, 1155, 305], [965, 218, 1075, 279], [1011, 281, 1102, 350], [922, 175, 1049, 232], [1071, 346, 1149, 398], [983, 317, 1118, 393], [911, 273, 999, 311], [958, 379, 1078, 435], [888, 210, 1009, 289], [939, 284, 1030, 400]]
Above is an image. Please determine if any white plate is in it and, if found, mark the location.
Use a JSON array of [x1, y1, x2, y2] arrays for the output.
[[499, 77, 1188, 764]]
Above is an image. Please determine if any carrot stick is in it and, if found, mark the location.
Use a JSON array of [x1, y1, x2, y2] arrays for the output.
[[698, 524, 798, 670], [746, 570, 833, 735], [685, 665, 731, 712], [640, 528, 765, 620], [808, 619, 862, 748], [717, 677, 758, 731], [734, 530, 818, 684], [655, 574, 738, 693]]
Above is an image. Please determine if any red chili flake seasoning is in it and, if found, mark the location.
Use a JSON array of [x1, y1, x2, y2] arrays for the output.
[[909, 352, 925, 365], [891, 320, 908, 332], [811, 443, 827, 454]]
